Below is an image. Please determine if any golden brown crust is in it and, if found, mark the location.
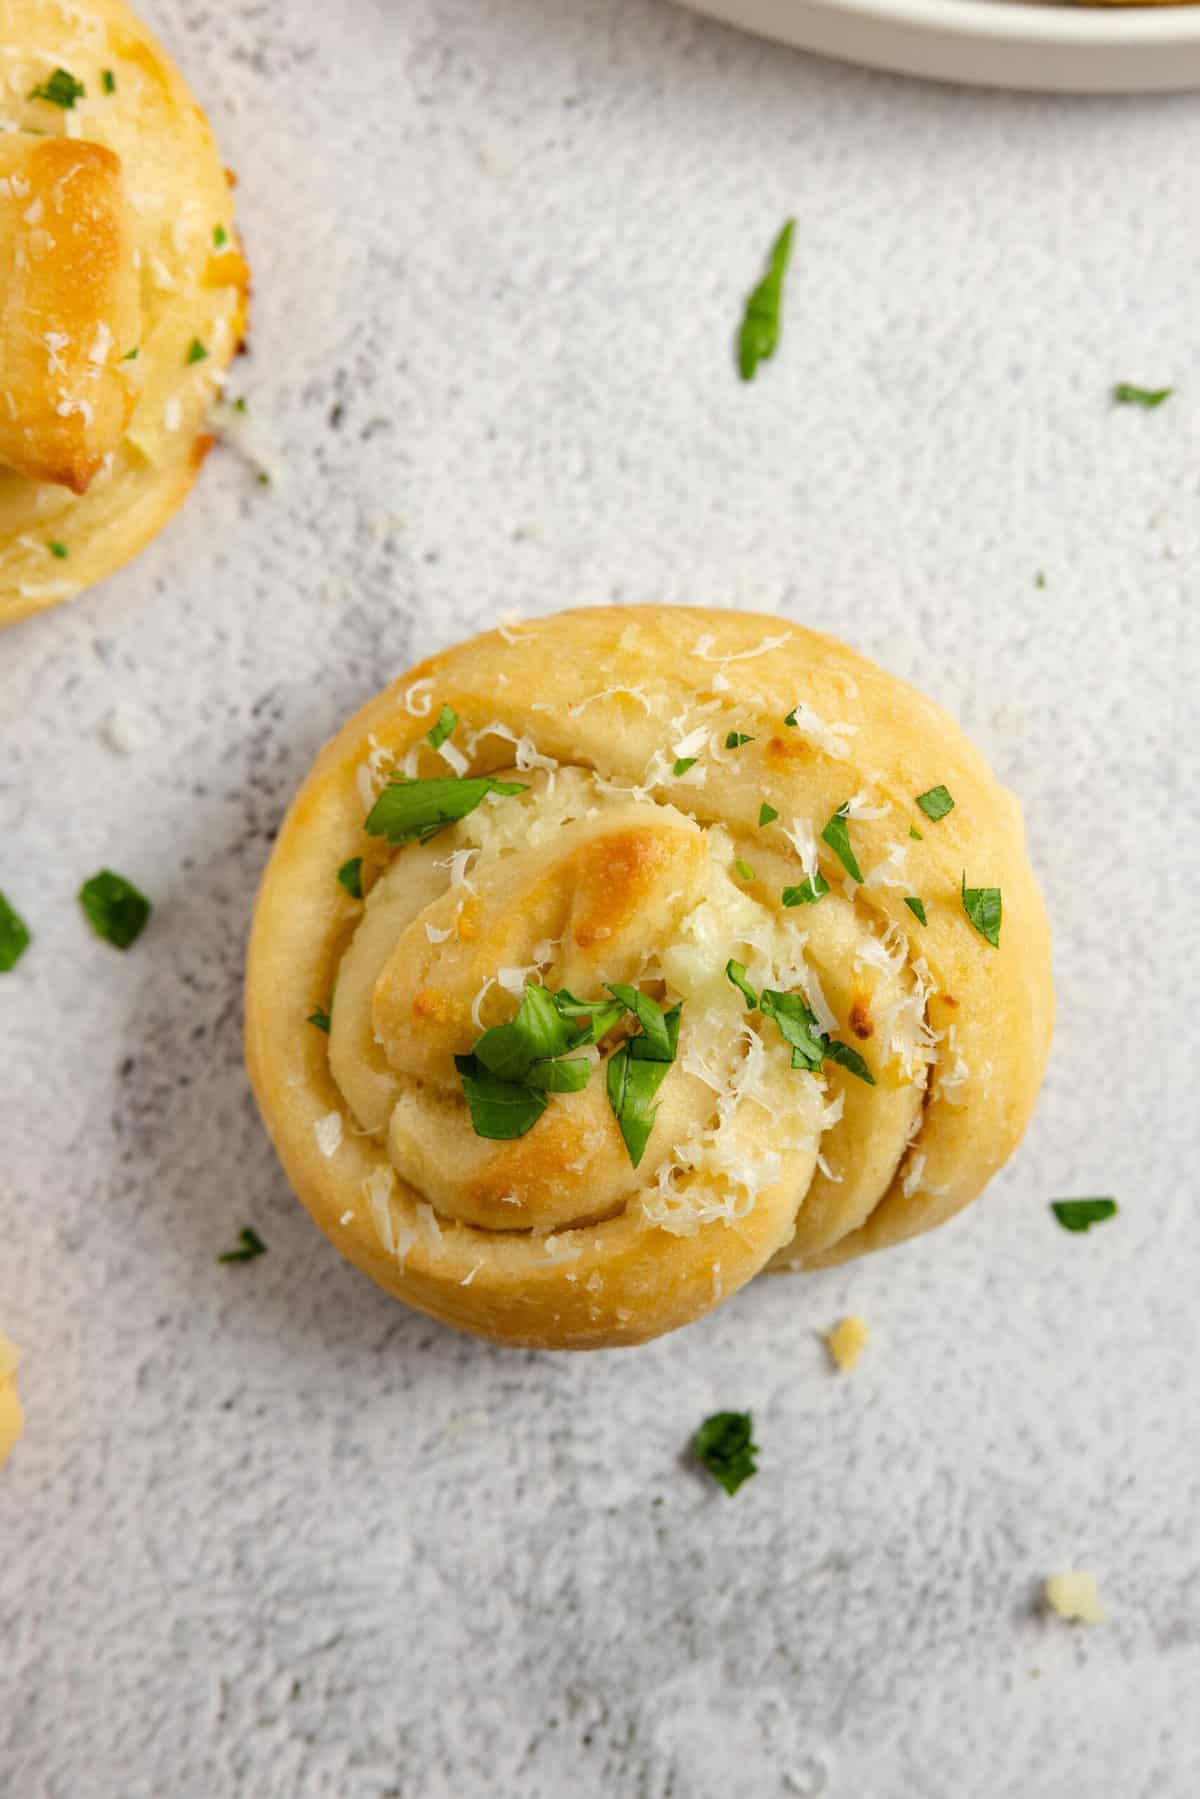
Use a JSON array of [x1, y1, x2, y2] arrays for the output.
[[0, 0, 248, 627], [246, 606, 1054, 1350]]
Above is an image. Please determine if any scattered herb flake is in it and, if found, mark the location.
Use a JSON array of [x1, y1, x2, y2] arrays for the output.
[[725, 732, 754, 749], [904, 895, 928, 926], [1113, 383, 1171, 410], [606, 1041, 673, 1168], [455, 1054, 548, 1141], [29, 68, 85, 108], [734, 858, 756, 882], [1035, 571, 1047, 590], [961, 874, 1001, 948], [783, 708, 799, 728], [1051, 1198, 1118, 1234], [725, 959, 758, 1009], [122, 346, 139, 361], [781, 872, 829, 907], [213, 223, 228, 247], [737, 219, 795, 383], [526, 1056, 591, 1093], [186, 339, 209, 365], [694, 1411, 758, 1495], [473, 983, 578, 1082], [47, 541, 68, 559], [426, 704, 458, 751], [823, 1039, 875, 1085], [307, 1006, 331, 1033], [916, 785, 955, 822], [758, 802, 779, 828], [337, 857, 363, 900], [365, 774, 527, 845], [0, 893, 31, 971], [78, 869, 151, 950], [606, 985, 678, 1063], [760, 988, 826, 1073], [820, 805, 863, 883], [672, 756, 697, 778], [909, 824, 923, 841], [218, 1226, 267, 1264], [101, 68, 116, 94]]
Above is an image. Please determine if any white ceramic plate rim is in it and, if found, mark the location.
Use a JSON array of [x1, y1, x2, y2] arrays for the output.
[[771, 0, 1200, 47]]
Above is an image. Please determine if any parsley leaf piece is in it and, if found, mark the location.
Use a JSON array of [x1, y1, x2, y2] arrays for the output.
[[916, 785, 955, 822], [725, 732, 754, 749], [307, 1006, 331, 1033], [365, 775, 527, 844], [218, 1226, 267, 1264], [909, 824, 923, 841], [29, 68, 85, 108], [672, 756, 697, 777], [758, 802, 779, 828], [0, 893, 31, 971], [551, 990, 626, 1044], [1113, 383, 1171, 410], [820, 806, 863, 883], [961, 874, 1002, 948], [426, 704, 458, 750], [606, 1043, 672, 1167], [474, 983, 577, 1081], [122, 346, 139, 361], [527, 1056, 591, 1093], [78, 869, 151, 950], [1051, 1198, 1119, 1234], [737, 219, 795, 383], [47, 541, 68, 559], [102, 68, 116, 94], [186, 339, 209, 365], [783, 708, 799, 728], [455, 1053, 548, 1140], [1035, 571, 1047, 590], [760, 988, 826, 1073], [606, 984, 676, 1061], [904, 895, 927, 926], [213, 223, 228, 247], [734, 859, 756, 882], [725, 959, 758, 1009], [694, 1411, 758, 1496], [823, 1039, 875, 1085], [336, 857, 363, 899], [782, 872, 829, 907]]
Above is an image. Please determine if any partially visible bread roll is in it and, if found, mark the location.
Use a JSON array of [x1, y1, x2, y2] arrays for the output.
[[0, 0, 249, 627], [246, 606, 1054, 1350], [0, 1335, 22, 1468]]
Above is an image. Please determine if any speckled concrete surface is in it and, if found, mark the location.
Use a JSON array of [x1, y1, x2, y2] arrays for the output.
[[2, 3, 1199, 1795]]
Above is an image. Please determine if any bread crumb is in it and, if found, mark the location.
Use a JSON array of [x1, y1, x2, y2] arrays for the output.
[[0, 1334, 23, 1470], [826, 1315, 869, 1372], [1044, 1571, 1104, 1625]]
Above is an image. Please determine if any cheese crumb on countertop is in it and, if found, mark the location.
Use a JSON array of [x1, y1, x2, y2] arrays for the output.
[[1043, 1571, 1104, 1625], [826, 1315, 869, 1372]]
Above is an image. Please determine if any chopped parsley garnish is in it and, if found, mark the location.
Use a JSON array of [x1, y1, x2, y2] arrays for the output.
[[909, 824, 923, 841], [961, 875, 1001, 948], [0, 893, 31, 972], [218, 1227, 267, 1264], [122, 346, 139, 361], [725, 732, 754, 749], [783, 708, 799, 728], [337, 856, 363, 899], [725, 959, 757, 1009], [307, 1006, 331, 1033], [455, 1057, 548, 1140], [781, 872, 829, 907], [734, 859, 756, 882], [186, 339, 209, 365], [29, 68, 85, 108], [365, 774, 527, 845], [916, 785, 955, 822], [471, 982, 578, 1082], [672, 757, 697, 777], [822, 1039, 875, 1085], [426, 704, 457, 750], [606, 983, 677, 1062], [737, 219, 795, 383], [1113, 383, 1171, 410], [102, 69, 116, 94], [1051, 1198, 1118, 1234], [78, 869, 151, 950], [1035, 571, 1047, 590], [604, 987, 680, 1167], [694, 1411, 758, 1495], [758, 802, 779, 828], [820, 805, 862, 883], [903, 895, 927, 926], [47, 541, 68, 559], [213, 223, 228, 247]]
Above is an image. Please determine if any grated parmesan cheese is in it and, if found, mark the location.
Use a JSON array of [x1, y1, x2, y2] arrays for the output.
[[1044, 1572, 1104, 1625], [437, 739, 469, 776], [826, 1315, 869, 1372], [314, 1112, 343, 1158], [403, 679, 435, 718], [783, 702, 858, 760]]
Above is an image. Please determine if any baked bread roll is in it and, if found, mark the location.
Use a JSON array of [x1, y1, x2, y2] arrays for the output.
[[246, 607, 1053, 1349], [0, 1335, 23, 1469], [0, 0, 248, 628]]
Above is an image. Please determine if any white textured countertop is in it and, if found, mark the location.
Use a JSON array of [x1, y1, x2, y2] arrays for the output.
[[2, 3, 1198, 1794]]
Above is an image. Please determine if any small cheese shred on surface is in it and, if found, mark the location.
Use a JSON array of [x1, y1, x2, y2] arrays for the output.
[[313, 1111, 343, 1158], [1044, 1571, 1104, 1625], [826, 1314, 869, 1372]]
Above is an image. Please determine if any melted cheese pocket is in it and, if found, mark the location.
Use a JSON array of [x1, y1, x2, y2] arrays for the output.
[[0, 0, 249, 627], [246, 606, 1053, 1349]]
